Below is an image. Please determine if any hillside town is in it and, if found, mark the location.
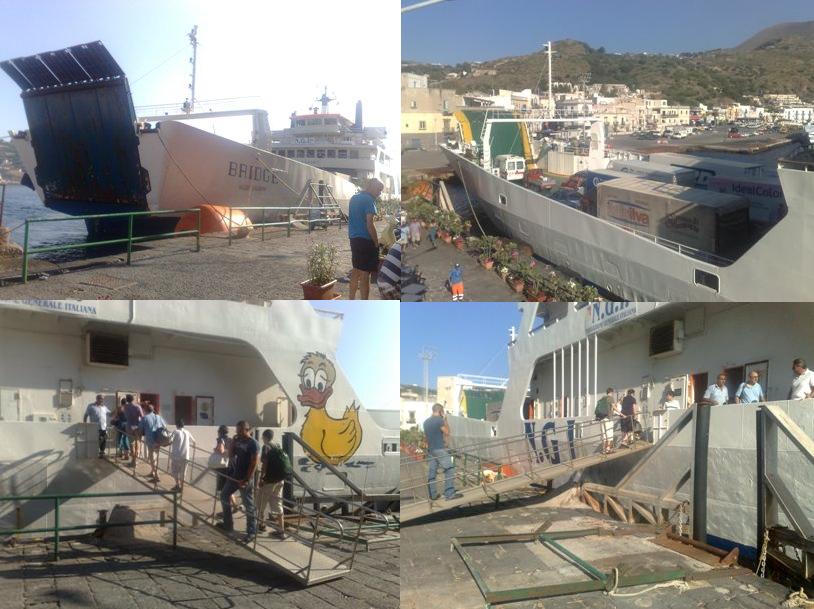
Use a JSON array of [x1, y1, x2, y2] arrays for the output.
[[402, 70, 814, 151]]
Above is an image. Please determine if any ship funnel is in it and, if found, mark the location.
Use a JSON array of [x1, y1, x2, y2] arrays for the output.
[[355, 100, 363, 130]]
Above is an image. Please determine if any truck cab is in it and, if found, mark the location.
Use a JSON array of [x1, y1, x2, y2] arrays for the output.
[[495, 154, 526, 181]]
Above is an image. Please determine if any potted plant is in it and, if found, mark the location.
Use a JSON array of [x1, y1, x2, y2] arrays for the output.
[[476, 235, 499, 270], [301, 243, 338, 300], [508, 259, 534, 293]]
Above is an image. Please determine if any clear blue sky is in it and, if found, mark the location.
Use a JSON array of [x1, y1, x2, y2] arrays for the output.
[[402, 0, 814, 63], [0, 0, 399, 148], [312, 301, 400, 411], [400, 303, 522, 388]]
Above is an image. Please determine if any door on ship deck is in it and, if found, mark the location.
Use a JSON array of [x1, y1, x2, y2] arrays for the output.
[[174, 395, 196, 426]]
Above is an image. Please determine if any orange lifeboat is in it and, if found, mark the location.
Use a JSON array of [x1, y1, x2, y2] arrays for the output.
[[175, 204, 253, 238]]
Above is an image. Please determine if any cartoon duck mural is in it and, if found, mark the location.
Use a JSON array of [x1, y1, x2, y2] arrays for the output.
[[297, 352, 363, 465]]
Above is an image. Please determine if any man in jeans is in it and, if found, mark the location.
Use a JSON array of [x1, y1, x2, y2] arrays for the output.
[[423, 404, 463, 501], [220, 420, 259, 543]]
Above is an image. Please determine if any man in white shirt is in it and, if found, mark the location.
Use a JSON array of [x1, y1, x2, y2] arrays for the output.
[[789, 358, 814, 400], [663, 391, 681, 410], [84, 394, 111, 458], [699, 373, 729, 405], [169, 419, 195, 493]]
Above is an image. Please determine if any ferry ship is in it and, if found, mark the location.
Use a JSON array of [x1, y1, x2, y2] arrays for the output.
[[440, 302, 814, 565], [442, 112, 814, 301], [0, 299, 399, 499], [1, 41, 359, 231], [270, 90, 397, 198]]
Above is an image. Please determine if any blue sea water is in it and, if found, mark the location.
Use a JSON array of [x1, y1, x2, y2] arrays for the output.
[[1, 185, 86, 259]]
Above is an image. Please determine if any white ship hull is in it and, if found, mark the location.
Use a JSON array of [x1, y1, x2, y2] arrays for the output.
[[442, 147, 814, 301], [13, 121, 358, 221]]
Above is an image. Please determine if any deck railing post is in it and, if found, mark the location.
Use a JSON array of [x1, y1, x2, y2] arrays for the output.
[[172, 491, 178, 550], [261, 208, 266, 242], [126, 214, 134, 265], [287, 208, 292, 237], [228, 207, 233, 246], [53, 497, 60, 560], [22, 220, 30, 283], [196, 209, 201, 252], [0, 182, 5, 226]]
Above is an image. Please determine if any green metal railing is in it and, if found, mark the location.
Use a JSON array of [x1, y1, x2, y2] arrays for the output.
[[21, 208, 201, 283], [226, 205, 344, 245], [0, 489, 179, 560]]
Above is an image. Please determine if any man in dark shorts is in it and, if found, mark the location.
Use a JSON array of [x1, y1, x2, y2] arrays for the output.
[[348, 178, 384, 300], [620, 389, 637, 447], [423, 404, 463, 501]]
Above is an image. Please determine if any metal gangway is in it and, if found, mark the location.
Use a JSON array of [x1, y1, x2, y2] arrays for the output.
[[400, 416, 654, 523], [107, 429, 377, 585]]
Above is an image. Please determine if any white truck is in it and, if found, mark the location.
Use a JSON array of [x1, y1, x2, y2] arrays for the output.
[[494, 154, 526, 181], [597, 176, 750, 257]]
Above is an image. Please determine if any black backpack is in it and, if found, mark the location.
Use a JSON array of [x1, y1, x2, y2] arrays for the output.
[[264, 444, 291, 483]]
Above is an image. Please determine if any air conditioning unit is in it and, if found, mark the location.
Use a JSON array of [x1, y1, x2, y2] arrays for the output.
[[649, 320, 684, 358]]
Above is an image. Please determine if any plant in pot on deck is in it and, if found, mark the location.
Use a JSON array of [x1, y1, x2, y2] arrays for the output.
[[301, 243, 339, 300], [476, 235, 500, 270]]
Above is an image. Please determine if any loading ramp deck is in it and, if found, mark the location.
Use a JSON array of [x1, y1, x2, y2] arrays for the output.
[[107, 452, 352, 586], [401, 442, 650, 522]]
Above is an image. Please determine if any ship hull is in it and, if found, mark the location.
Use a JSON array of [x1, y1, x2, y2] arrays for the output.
[[12, 121, 357, 225], [442, 147, 814, 301]]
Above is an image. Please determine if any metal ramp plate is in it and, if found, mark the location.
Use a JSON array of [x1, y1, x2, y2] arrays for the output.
[[401, 443, 651, 522], [110, 458, 350, 585]]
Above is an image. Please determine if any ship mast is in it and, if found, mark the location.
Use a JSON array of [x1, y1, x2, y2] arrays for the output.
[[186, 25, 198, 114]]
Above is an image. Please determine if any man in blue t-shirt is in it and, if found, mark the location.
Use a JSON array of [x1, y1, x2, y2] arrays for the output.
[[219, 420, 259, 543], [348, 178, 384, 300], [423, 404, 463, 501]]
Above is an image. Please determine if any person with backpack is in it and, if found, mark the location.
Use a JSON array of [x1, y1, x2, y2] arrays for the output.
[[138, 403, 167, 482], [257, 429, 290, 538], [594, 388, 619, 455]]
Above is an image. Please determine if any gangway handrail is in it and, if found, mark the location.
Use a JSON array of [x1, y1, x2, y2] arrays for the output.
[[0, 489, 179, 559], [287, 433, 396, 533], [401, 415, 657, 511]]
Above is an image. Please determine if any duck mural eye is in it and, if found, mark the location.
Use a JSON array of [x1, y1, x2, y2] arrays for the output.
[[297, 352, 363, 466]]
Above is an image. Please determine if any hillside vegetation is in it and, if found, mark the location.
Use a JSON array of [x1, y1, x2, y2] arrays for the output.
[[403, 21, 814, 106]]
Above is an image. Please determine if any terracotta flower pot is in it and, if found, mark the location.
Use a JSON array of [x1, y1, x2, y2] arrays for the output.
[[300, 279, 337, 300], [510, 278, 525, 293], [453, 237, 464, 250], [481, 258, 494, 270], [442, 234, 453, 244]]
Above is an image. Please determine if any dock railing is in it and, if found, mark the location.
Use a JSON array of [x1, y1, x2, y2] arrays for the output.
[[225, 204, 344, 246], [0, 489, 179, 560], [20, 208, 202, 283]]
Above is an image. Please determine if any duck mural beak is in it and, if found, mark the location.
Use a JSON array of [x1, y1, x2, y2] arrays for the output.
[[298, 384, 333, 408]]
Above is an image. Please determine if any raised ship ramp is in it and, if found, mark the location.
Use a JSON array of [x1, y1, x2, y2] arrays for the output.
[[400, 418, 652, 523]]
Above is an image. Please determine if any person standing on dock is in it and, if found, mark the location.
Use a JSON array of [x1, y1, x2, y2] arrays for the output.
[[789, 358, 814, 400], [348, 178, 384, 300], [377, 228, 403, 299], [220, 420, 259, 543], [124, 395, 143, 468], [735, 371, 765, 404], [423, 404, 463, 501], [83, 394, 111, 458], [449, 263, 464, 301]]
